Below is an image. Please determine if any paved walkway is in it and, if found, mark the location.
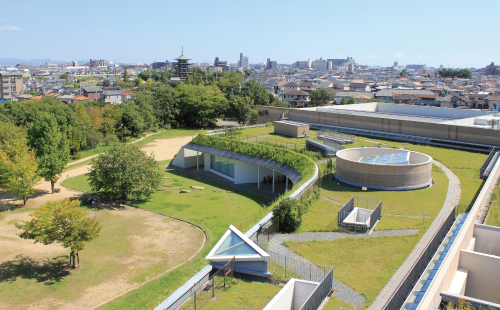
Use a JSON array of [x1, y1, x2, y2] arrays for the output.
[[267, 230, 419, 309], [367, 160, 461, 310]]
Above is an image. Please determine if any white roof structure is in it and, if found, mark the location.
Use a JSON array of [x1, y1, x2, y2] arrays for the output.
[[206, 225, 270, 263]]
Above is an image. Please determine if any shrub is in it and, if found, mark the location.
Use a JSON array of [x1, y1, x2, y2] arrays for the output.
[[273, 198, 303, 233]]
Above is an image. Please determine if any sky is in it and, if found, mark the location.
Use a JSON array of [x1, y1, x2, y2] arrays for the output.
[[1, 0, 498, 68]]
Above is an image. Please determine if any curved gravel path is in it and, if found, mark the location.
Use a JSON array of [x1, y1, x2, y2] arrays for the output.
[[267, 229, 419, 309]]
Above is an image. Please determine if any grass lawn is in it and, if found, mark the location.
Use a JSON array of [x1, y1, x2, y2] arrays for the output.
[[406, 145, 486, 205], [0, 203, 202, 309], [306, 168, 448, 232], [179, 279, 281, 310], [237, 126, 274, 140], [62, 161, 271, 309], [324, 296, 357, 310], [285, 230, 425, 309]]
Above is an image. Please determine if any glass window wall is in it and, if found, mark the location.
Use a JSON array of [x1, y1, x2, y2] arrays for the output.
[[210, 155, 235, 178]]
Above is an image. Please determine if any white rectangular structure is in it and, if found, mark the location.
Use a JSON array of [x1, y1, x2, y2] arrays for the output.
[[263, 279, 319, 310]]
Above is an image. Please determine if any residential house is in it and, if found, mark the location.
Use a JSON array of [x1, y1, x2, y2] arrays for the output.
[[393, 94, 422, 105], [103, 90, 127, 104], [349, 82, 371, 92], [281, 89, 309, 106], [435, 95, 453, 108], [298, 81, 317, 92], [121, 91, 134, 102], [375, 89, 436, 105], [282, 82, 299, 93], [82, 86, 103, 100], [334, 91, 374, 104], [451, 95, 471, 107]]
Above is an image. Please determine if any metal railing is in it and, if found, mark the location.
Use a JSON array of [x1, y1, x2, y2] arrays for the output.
[[183, 258, 236, 310], [382, 206, 457, 310], [338, 196, 382, 233], [300, 269, 334, 310], [317, 129, 355, 144], [480, 147, 499, 179], [267, 249, 332, 283]]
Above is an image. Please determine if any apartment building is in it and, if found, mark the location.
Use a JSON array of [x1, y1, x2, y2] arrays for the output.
[[0, 72, 24, 100]]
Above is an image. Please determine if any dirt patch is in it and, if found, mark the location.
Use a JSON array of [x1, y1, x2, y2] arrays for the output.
[[0, 135, 205, 310], [140, 136, 194, 161]]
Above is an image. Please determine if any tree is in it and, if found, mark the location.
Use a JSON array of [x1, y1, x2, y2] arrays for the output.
[[241, 81, 269, 107], [232, 96, 253, 124], [272, 198, 303, 233], [27, 112, 70, 193], [15, 199, 102, 267], [88, 143, 162, 200], [309, 88, 335, 106], [150, 87, 179, 127], [340, 97, 347, 105], [0, 139, 40, 205], [123, 69, 130, 83], [348, 97, 356, 104], [175, 84, 229, 126]]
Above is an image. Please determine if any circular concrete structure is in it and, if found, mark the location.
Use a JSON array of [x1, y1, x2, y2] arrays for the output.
[[335, 148, 432, 191]]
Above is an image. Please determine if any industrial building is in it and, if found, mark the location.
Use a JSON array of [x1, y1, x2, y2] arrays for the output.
[[257, 103, 500, 151]]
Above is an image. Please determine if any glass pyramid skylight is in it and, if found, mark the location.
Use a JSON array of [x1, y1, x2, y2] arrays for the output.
[[213, 232, 260, 256], [206, 225, 270, 262]]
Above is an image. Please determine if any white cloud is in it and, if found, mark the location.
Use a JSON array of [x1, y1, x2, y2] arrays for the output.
[[0, 26, 21, 31], [0, 19, 8, 23], [393, 52, 408, 60]]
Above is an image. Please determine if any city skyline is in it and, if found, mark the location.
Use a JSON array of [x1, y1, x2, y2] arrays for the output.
[[1, 0, 498, 68]]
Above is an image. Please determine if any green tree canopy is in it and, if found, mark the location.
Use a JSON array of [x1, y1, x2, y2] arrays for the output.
[[123, 69, 130, 83], [27, 112, 70, 193], [232, 96, 253, 124], [150, 87, 179, 127], [241, 81, 269, 107], [175, 84, 229, 127], [309, 88, 335, 106], [273, 198, 303, 233], [16, 199, 102, 267], [88, 143, 162, 200], [348, 97, 356, 104], [0, 139, 40, 205]]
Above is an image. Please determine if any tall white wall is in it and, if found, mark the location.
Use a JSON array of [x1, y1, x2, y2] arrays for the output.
[[473, 224, 500, 256], [293, 280, 319, 309], [263, 279, 295, 310], [459, 250, 500, 304], [171, 147, 186, 168]]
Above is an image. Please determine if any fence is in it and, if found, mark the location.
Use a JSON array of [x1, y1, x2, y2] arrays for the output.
[[321, 138, 346, 151], [267, 249, 333, 283], [317, 129, 355, 144], [382, 206, 457, 310], [299, 269, 334, 310], [338, 196, 382, 233], [480, 147, 499, 179], [305, 139, 337, 157], [181, 258, 236, 310]]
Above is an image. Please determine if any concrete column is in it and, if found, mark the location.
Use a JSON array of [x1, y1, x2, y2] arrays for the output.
[[258, 166, 260, 189], [196, 151, 199, 171], [273, 170, 275, 193]]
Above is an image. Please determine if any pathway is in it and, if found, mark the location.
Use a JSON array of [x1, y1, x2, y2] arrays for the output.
[[367, 160, 461, 309], [242, 134, 271, 142], [66, 130, 165, 167], [267, 230, 419, 309]]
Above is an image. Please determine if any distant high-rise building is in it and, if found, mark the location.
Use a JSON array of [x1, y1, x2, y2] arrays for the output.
[[214, 57, 228, 71], [0, 72, 23, 100], [394, 61, 398, 67], [152, 60, 170, 70], [483, 62, 500, 75], [238, 53, 249, 69], [174, 48, 191, 81], [266, 58, 277, 70]]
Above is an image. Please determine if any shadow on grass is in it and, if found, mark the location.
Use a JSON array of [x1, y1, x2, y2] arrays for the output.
[[165, 167, 270, 208], [466, 178, 487, 212], [0, 255, 70, 285]]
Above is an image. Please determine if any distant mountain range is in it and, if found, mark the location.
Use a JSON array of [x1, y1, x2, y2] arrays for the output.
[[0, 58, 69, 66]]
